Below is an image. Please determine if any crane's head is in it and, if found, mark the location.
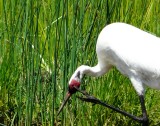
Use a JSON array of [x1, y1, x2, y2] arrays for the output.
[[57, 71, 82, 116], [68, 71, 81, 93]]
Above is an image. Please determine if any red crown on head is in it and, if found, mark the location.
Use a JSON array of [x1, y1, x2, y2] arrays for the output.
[[70, 79, 80, 88], [68, 79, 80, 94]]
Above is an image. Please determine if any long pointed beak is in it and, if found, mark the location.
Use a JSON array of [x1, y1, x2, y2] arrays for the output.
[[57, 92, 71, 116]]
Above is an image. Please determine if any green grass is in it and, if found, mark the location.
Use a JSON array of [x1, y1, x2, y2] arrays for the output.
[[0, 0, 160, 125]]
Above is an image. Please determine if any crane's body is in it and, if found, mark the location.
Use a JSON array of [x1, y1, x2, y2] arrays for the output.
[[96, 23, 160, 93], [58, 22, 160, 125]]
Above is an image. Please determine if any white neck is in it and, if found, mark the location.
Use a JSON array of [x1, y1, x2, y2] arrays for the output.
[[80, 64, 106, 77], [69, 64, 109, 84]]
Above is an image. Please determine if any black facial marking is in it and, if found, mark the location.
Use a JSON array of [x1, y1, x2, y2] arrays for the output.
[[76, 71, 80, 78]]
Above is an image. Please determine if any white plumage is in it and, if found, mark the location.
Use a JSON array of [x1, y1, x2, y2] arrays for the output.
[[59, 23, 160, 125], [69, 22, 160, 95]]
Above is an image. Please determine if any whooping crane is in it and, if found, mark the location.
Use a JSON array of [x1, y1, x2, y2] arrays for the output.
[[58, 22, 160, 126]]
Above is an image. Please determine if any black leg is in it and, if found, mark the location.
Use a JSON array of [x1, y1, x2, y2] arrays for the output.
[[75, 87, 150, 125], [139, 95, 149, 126]]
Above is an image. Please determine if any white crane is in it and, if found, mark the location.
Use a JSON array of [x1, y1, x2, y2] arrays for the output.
[[58, 22, 160, 126]]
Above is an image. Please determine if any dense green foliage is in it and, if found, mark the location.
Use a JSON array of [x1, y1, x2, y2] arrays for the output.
[[0, 0, 160, 125]]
